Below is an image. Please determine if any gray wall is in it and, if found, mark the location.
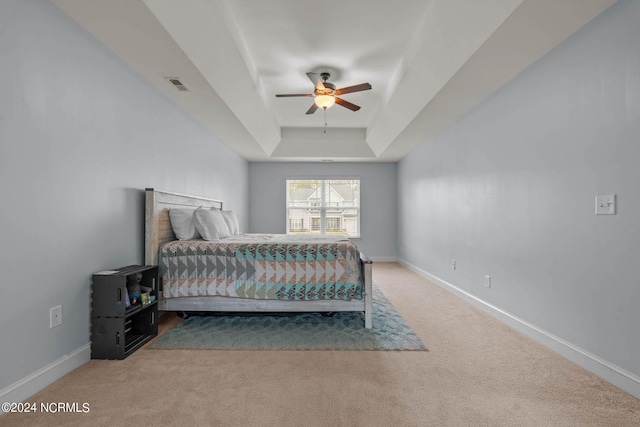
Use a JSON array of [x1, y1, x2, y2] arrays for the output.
[[0, 0, 248, 391], [249, 162, 398, 260], [399, 0, 640, 380]]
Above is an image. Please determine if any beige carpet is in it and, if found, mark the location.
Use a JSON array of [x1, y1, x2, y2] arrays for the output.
[[2, 263, 639, 426]]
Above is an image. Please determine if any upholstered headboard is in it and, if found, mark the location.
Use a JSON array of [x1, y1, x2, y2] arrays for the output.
[[144, 188, 224, 265]]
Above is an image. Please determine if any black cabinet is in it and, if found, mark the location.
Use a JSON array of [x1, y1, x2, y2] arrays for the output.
[[91, 265, 158, 359]]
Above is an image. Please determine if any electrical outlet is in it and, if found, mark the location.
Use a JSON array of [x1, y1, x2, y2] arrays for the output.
[[50, 305, 62, 328], [451, 259, 456, 270], [595, 195, 616, 215], [484, 275, 491, 288]]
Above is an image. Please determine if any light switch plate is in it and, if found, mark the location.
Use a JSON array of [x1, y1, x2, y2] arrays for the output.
[[595, 195, 616, 215]]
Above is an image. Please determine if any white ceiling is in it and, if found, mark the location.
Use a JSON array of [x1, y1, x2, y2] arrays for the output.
[[52, 0, 615, 162]]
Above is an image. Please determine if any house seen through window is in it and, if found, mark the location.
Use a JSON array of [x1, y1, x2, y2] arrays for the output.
[[286, 179, 360, 237]]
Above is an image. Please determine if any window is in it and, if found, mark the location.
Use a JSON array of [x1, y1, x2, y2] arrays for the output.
[[326, 217, 341, 231], [289, 218, 304, 230], [286, 179, 360, 237]]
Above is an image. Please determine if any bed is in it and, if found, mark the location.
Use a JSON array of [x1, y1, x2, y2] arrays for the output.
[[144, 188, 373, 328]]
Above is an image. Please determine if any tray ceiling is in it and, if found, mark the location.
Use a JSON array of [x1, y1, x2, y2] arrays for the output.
[[53, 0, 615, 161]]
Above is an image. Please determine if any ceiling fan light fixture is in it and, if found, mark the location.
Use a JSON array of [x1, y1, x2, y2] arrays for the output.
[[314, 94, 335, 109], [276, 72, 370, 114]]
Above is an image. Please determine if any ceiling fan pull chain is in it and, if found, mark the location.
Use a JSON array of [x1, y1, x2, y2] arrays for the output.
[[323, 107, 327, 133]]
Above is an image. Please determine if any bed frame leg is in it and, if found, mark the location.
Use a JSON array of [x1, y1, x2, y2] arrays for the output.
[[362, 256, 373, 329]]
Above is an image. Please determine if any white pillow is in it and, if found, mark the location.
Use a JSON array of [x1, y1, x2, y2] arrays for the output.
[[168, 208, 201, 240], [193, 207, 231, 240], [221, 210, 240, 235]]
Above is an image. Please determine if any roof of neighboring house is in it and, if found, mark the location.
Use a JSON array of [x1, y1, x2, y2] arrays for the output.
[[289, 184, 358, 204]]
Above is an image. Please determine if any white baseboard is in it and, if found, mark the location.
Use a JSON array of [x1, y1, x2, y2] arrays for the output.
[[399, 259, 640, 400], [368, 256, 398, 262], [0, 344, 91, 409]]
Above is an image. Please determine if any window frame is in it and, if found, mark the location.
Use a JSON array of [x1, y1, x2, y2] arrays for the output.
[[286, 177, 361, 238]]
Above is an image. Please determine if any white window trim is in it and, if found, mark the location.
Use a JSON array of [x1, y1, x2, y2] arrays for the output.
[[286, 177, 361, 238]]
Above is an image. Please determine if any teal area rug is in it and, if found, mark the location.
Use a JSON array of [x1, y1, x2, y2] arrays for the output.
[[148, 286, 426, 351]]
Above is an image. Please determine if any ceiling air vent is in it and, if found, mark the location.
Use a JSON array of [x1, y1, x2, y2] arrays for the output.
[[165, 77, 189, 92]]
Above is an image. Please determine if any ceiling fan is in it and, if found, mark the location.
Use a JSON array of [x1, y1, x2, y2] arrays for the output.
[[276, 72, 372, 114]]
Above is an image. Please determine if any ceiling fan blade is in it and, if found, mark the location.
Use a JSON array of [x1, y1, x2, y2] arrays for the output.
[[306, 72, 326, 91], [275, 93, 313, 97], [335, 97, 361, 112], [335, 83, 372, 95], [306, 103, 319, 115]]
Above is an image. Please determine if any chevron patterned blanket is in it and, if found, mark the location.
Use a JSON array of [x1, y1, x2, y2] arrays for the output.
[[160, 234, 363, 301]]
